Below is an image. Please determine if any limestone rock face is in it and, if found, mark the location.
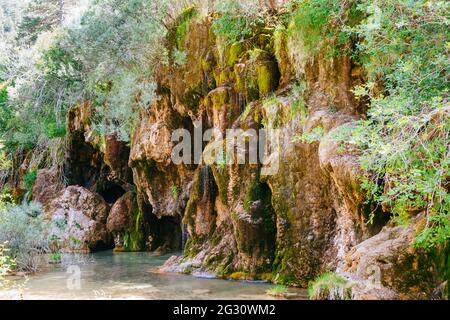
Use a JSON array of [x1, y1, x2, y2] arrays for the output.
[[22, 14, 445, 299], [104, 134, 132, 182], [343, 215, 441, 300], [32, 167, 65, 205], [260, 97, 371, 286], [45, 186, 111, 252]]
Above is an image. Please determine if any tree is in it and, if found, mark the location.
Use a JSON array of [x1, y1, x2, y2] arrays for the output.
[[17, 0, 76, 45]]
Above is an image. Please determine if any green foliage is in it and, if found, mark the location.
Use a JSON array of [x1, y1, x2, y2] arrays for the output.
[[308, 272, 352, 300], [212, 0, 263, 44], [49, 252, 61, 262], [172, 48, 188, 67], [0, 242, 15, 288], [335, 0, 450, 249], [16, 0, 76, 45], [0, 201, 49, 272], [289, 82, 307, 121], [294, 126, 325, 144], [265, 284, 288, 296], [175, 6, 197, 49], [1, 38, 84, 151], [171, 185, 179, 198], [92, 72, 156, 142], [24, 169, 37, 191], [69, 235, 81, 245], [0, 84, 13, 145], [2, 0, 178, 147], [287, 0, 360, 57], [45, 118, 66, 139]]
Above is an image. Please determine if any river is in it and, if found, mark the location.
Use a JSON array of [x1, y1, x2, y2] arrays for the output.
[[0, 251, 307, 300]]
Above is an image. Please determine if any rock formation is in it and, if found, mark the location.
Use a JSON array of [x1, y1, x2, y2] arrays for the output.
[[16, 9, 447, 300]]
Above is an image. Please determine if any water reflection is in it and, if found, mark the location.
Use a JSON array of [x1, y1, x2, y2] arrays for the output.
[[0, 251, 307, 300]]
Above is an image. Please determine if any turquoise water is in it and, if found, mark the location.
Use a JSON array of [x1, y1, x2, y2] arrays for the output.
[[0, 251, 307, 300]]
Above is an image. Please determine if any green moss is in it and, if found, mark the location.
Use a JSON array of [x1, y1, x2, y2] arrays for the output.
[[272, 247, 297, 286], [175, 6, 198, 49], [260, 272, 273, 282], [273, 26, 285, 60], [234, 65, 245, 93], [219, 71, 229, 86], [183, 237, 197, 257], [122, 196, 146, 252], [257, 63, 277, 97], [227, 41, 244, 66]]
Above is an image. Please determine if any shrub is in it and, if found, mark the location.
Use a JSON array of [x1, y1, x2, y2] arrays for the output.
[[308, 272, 352, 300], [0, 202, 49, 272], [266, 284, 288, 296], [287, 0, 360, 57], [23, 169, 37, 192], [0, 242, 15, 288], [172, 48, 188, 67], [337, 0, 450, 249], [212, 0, 263, 44]]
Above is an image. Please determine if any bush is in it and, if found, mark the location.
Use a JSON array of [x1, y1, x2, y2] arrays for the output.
[[212, 0, 263, 44], [339, 0, 450, 249], [0, 242, 15, 288], [0, 202, 49, 272], [265, 284, 288, 296], [287, 0, 360, 57], [308, 272, 352, 300], [23, 169, 37, 192]]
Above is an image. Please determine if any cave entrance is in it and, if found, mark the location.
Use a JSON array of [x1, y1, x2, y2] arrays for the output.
[[97, 181, 126, 204], [147, 212, 182, 252]]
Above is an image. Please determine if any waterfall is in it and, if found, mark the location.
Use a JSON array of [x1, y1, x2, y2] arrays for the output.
[[22, 191, 30, 205]]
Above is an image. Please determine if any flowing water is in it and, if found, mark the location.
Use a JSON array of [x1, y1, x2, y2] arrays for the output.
[[0, 251, 307, 300]]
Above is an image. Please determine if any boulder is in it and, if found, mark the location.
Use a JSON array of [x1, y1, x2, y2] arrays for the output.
[[106, 192, 133, 233], [45, 186, 111, 252]]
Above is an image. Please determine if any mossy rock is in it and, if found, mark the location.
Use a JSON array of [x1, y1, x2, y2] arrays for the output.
[[175, 6, 198, 49], [229, 272, 253, 281], [273, 25, 294, 86], [227, 41, 244, 67], [235, 49, 280, 102], [209, 86, 230, 109], [257, 62, 279, 97]]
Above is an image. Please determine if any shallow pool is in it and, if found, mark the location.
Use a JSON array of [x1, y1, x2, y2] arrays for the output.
[[0, 251, 307, 300]]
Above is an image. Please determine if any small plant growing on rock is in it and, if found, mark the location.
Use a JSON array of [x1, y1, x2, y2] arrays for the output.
[[294, 126, 325, 144], [308, 272, 353, 300], [172, 48, 187, 66], [266, 284, 288, 297], [171, 185, 179, 198], [49, 252, 61, 264]]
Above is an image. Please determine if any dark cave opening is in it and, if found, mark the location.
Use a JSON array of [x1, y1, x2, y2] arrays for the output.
[[97, 181, 126, 204], [147, 212, 182, 252]]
